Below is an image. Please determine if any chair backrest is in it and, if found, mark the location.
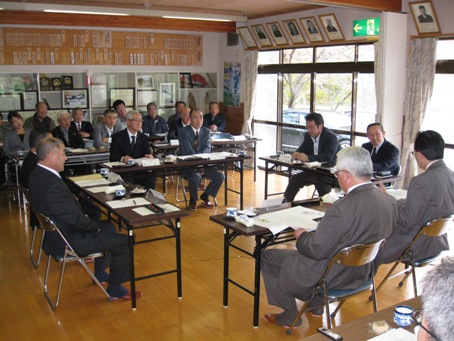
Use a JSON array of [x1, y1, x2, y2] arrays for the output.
[[326, 239, 386, 270]]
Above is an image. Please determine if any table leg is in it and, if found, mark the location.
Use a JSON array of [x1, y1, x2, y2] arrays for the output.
[[128, 223, 136, 309], [264, 160, 269, 199], [175, 218, 182, 298], [224, 165, 228, 206], [223, 228, 230, 308], [253, 141, 257, 182], [240, 159, 244, 210]]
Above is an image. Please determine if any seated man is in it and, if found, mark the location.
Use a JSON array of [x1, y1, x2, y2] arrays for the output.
[[24, 101, 56, 132], [361, 123, 400, 175], [178, 109, 225, 211], [142, 102, 168, 136], [93, 109, 122, 148], [375, 130, 454, 267], [52, 111, 84, 149], [168, 107, 191, 140], [19, 130, 50, 189], [110, 110, 156, 190], [28, 137, 140, 300], [283, 112, 341, 202], [112, 99, 128, 132], [261, 147, 398, 328], [70, 107, 94, 140], [203, 101, 226, 132], [167, 101, 186, 127], [418, 256, 454, 341]]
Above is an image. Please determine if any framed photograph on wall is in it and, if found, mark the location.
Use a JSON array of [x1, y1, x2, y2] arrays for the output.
[[238, 26, 258, 49], [266, 22, 288, 46], [318, 13, 345, 41], [138, 90, 157, 107], [251, 24, 272, 47], [62, 89, 88, 109], [137, 75, 154, 90], [300, 17, 324, 42], [109, 88, 134, 107], [283, 19, 305, 44], [23, 91, 38, 110], [409, 1, 441, 34], [0, 93, 22, 111], [160, 83, 175, 107], [91, 84, 108, 108]]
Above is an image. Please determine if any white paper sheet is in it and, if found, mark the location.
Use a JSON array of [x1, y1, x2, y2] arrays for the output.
[[106, 197, 149, 209], [386, 189, 408, 201], [254, 206, 324, 235], [133, 207, 156, 216], [86, 186, 111, 193], [367, 328, 416, 340]]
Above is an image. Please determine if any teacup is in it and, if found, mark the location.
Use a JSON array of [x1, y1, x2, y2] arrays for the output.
[[115, 188, 126, 197], [100, 168, 109, 176], [393, 305, 414, 327], [127, 159, 136, 166], [226, 207, 238, 217], [17, 150, 25, 156]]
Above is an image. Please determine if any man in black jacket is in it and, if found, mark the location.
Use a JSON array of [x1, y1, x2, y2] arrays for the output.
[[283, 113, 341, 202]]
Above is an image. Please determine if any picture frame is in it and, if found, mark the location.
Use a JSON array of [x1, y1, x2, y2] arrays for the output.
[[251, 24, 272, 47], [0, 93, 22, 111], [283, 19, 305, 44], [180, 73, 193, 88], [160, 83, 175, 107], [138, 90, 157, 107], [91, 84, 108, 108], [23, 91, 38, 110], [62, 89, 88, 109], [300, 17, 324, 42], [237, 26, 258, 49], [266, 22, 288, 46], [318, 13, 345, 41], [109, 88, 134, 107], [137, 75, 154, 90], [409, 1, 441, 34]]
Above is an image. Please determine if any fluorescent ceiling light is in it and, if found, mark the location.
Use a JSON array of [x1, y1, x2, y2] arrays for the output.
[[44, 9, 129, 16], [163, 16, 231, 22]]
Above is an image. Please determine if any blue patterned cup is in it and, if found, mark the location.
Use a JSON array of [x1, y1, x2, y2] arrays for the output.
[[226, 207, 238, 217], [115, 188, 126, 197], [393, 305, 414, 327]]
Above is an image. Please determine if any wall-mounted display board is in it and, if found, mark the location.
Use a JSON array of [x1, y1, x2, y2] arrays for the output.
[[0, 27, 203, 66]]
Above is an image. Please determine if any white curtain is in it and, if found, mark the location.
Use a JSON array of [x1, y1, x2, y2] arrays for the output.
[[241, 50, 259, 135], [400, 38, 437, 189], [374, 42, 381, 123]]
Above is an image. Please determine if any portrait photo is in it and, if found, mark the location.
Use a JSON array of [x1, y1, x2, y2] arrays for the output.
[[283, 19, 305, 44], [409, 1, 441, 34], [238, 26, 258, 49], [266, 22, 288, 46], [300, 17, 323, 42], [319, 14, 345, 41], [251, 24, 272, 47]]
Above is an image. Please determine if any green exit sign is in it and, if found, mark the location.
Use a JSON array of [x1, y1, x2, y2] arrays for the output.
[[353, 18, 380, 37]]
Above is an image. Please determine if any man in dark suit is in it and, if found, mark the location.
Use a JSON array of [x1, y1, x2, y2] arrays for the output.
[[361, 123, 400, 175], [109, 110, 156, 190], [142, 102, 169, 136], [167, 101, 186, 128], [51, 111, 84, 149], [29, 137, 140, 300], [375, 130, 454, 267], [203, 101, 226, 132], [261, 147, 398, 328], [283, 112, 341, 202], [168, 107, 191, 140], [178, 109, 224, 210], [70, 107, 94, 140], [19, 130, 50, 189]]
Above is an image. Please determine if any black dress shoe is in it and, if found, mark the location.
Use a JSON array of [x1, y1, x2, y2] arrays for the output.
[[187, 203, 197, 211]]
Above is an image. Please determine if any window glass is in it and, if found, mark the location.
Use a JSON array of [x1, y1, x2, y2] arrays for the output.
[[356, 73, 377, 132], [315, 45, 355, 63], [253, 74, 278, 122], [258, 51, 280, 65], [254, 123, 277, 167], [283, 48, 313, 64], [436, 40, 454, 60], [282, 73, 311, 118], [358, 44, 375, 62]]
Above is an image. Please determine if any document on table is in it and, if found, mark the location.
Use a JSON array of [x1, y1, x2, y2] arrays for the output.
[[106, 198, 149, 209], [386, 189, 407, 201], [101, 161, 127, 167], [367, 328, 416, 340], [254, 206, 324, 235], [133, 203, 180, 216], [68, 174, 111, 187]]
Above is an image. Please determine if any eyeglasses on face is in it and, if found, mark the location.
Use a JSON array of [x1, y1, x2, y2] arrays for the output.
[[411, 308, 439, 341], [334, 170, 349, 178]]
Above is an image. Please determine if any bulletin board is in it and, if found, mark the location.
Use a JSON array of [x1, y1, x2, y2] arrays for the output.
[[0, 27, 203, 66]]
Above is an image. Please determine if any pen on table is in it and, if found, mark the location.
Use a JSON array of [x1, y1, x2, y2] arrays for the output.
[[133, 200, 137, 205]]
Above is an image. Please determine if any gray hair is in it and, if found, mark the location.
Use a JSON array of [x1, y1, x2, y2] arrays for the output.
[[421, 256, 454, 341], [336, 146, 373, 179], [36, 137, 64, 162], [57, 110, 70, 122], [126, 110, 142, 120]]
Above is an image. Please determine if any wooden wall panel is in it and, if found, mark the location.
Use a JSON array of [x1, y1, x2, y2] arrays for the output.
[[221, 102, 244, 135]]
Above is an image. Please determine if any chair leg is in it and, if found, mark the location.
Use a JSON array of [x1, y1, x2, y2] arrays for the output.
[[43, 255, 59, 310], [330, 300, 345, 319], [324, 284, 332, 329], [372, 260, 400, 300], [411, 266, 418, 297], [286, 300, 311, 335], [175, 177, 188, 205], [77, 258, 112, 301], [30, 228, 45, 269]]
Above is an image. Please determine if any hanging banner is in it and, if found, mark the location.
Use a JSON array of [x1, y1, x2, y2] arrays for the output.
[[223, 62, 241, 106]]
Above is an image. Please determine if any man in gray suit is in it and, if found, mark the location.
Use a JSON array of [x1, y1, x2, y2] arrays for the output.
[[93, 109, 122, 148], [261, 147, 398, 328], [375, 130, 454, 267]]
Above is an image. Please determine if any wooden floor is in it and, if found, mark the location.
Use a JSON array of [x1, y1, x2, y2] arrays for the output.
[[0, 169, 449, 340]]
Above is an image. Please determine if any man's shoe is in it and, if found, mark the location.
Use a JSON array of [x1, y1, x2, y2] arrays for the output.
[[200, 201, 214, 209], [263, 314, 289, 329], [187, 203, 197, 211], [112, 289, 143, 301]]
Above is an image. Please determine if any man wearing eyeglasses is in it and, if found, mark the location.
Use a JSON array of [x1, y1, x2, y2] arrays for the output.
[[362, 123, 400, 175], [375, 130, 454, 268], [109, 110, 156, 189], [283, 112, 341, 202], [261, 147, 398, 328]]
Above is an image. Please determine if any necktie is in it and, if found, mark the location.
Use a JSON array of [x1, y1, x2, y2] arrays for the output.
[[77, 123, 81, 132], [371, 147, 377, 161], [194, 131, 199, 151], [131, 135, 136, 153]]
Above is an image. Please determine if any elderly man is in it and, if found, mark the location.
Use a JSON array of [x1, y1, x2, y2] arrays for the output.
[[283, 112, 341, 202], [70, 107, 94, 140], [375, 130, 454, 267], [51, 111, 84, 148], [178, 109, 225, 210], [418, 256, 454, 341], [24, 101, 56, 132], [168, 107, 191, 140], [28, 137, 140, 300], [142, 102, 169, 136], [110, 110, 156, 190], [361, 123, 400, 175], [203, 101, 226, 132], [19, 130, 51, 189], [93, 109, 122, 148], [261, 146, 398, 328], [112, 99, 128, 131]]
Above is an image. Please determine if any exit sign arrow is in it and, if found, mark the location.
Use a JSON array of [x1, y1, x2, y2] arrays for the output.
[[353, 18, 380, 37]]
